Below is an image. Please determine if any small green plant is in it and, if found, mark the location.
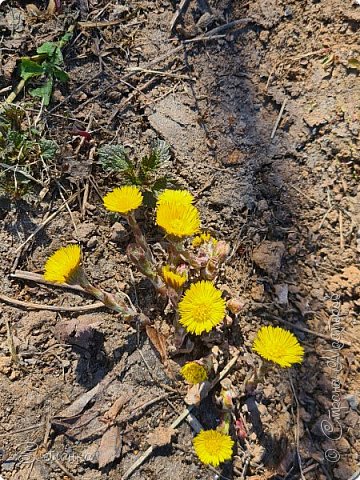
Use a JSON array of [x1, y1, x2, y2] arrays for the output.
[[0, 105, 58, 197], [19, 30, 72, 106], [35, 182, 305, 471], [98, 139, 178, 207]]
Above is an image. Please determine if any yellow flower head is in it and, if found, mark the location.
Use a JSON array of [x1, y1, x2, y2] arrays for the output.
[[156, 202, 200, 238], [180, 362, 208, 384], [192, 232, 218, 248], [193, 430, 234, 467], [157, 189, 194, 206], [253, 326, 304, 367], [44, 244, 82, 284], [162, 265, 187, 289], [103, 186, 143, 214], [178, 281, 226, 335]]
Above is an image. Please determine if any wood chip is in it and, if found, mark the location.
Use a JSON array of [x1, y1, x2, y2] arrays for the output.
[[147, 426, 175, 448]]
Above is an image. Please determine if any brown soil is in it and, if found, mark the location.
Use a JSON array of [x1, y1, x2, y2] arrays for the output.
[[0, 0, 359, 479]]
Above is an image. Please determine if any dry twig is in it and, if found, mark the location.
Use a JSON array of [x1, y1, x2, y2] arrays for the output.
[[288, 372, 306, 480], [10, 270, 86, 292], [270, 97, 287, 140], [0, 292, 104, 312]]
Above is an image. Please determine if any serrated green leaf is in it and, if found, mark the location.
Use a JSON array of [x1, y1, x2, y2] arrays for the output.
[[19, 59, 45, 81], [39, 139, 58, 160], [98, 144, 132, 172], [152, 176, 168, 191], [141, 139, 171, 173], [152, 139, 171, 163], [29, 78, 53, 106], [7, 130, 25, 149]]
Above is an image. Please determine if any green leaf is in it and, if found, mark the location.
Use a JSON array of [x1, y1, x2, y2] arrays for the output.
[[39, 139, 58, 160], [52, 47, 64, 66], [98, 144, 131, 172], [37, 42, 57, 57], [59, 31, 73, 48], [151, 139, 171, 164], [52, 66, 69, 83], [37, 42, 64, 65], [142, 190, 157, 208], [19, 59, 45, 81], [7, 130, 25, 149], [152, 176, 168, 191], [141, 139, 170, 172], [29, 78, 53, 106]]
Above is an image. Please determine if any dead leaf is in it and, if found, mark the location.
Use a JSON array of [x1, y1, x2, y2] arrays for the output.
[[54, 314, 103, 346], [55, 355, 127, 418], [147, 426, 175, 447], [98, 425, 122, 468], [55, 384, 103, 419], [184, 381, 211, 406], [66, 413, 106, 441], [146, 325, 168, 364], [3, 56, 18, 81]]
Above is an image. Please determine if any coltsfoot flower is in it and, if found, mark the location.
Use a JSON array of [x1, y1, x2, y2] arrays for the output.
[[156, 202, 200, 238], [253, 325, 304, 367], [103, 186, 143, 214], [157, 189, 194, 206], [180, 361, 208, 384], [192, 232, 217, 248], [161, 265, 187, 289], [178, 281, 226, 335], [44, 244, 83, 284], [193, 430, 234, 467]]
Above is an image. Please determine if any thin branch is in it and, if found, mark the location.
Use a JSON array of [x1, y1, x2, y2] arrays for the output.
[[0, 292, 104, 312]]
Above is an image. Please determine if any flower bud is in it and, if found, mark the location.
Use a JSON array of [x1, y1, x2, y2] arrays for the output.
[[213, 240, 230, 262]]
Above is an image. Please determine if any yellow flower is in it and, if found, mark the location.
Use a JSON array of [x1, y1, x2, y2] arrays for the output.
[[178, 281, 226, 335], [181, 362, 208, 384], [156, 202, 200, 238], [193, 430, 234, 467], [44, 244, 82, 284], [157, 189, 194, 206], [192, 232, 218, 248], [162, 265, 187, 289], [103, 186, 143, 214], [253, 326, 304, 367]]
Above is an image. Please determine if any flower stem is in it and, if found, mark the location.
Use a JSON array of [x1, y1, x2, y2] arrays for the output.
[[126, 213, 154, 263], [80, 280, 137, 320], [169, 238, 201, 269]]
